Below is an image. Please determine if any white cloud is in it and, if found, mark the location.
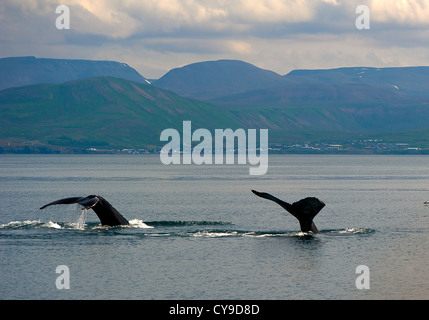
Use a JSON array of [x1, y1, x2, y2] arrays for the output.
[[1, 0, 429, 78], [53, 0, 321, 38], [370, 0, 429, 25], [228, 0, 315, 23]]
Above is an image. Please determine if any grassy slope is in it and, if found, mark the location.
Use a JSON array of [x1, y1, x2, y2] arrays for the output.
[[1, 76, 429, 150], [0, 77, 240, 148]]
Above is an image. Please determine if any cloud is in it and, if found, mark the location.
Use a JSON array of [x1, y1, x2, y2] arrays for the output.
[[44, 0, 332, 39], [227, 0, 315, 23], [1, 0, 429, 78], [370, 0, 429, 25], [3, 0, 429, 40]]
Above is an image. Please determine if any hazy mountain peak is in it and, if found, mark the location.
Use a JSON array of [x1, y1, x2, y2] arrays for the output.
[[0, 56, 147, 91], [153, 59, 285, 100]]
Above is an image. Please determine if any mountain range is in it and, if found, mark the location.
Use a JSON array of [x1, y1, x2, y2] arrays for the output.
[[155, 60, 429, 108], [1, 57, 429, 152]]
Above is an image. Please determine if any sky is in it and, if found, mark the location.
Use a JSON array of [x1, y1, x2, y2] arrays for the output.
[[1, 0, 429, 79]]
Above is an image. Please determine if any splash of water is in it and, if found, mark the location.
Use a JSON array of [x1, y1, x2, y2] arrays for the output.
[[75, 209, 87, 230]]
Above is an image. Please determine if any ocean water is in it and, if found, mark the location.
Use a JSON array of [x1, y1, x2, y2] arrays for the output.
[[0, 154, 428, 300]]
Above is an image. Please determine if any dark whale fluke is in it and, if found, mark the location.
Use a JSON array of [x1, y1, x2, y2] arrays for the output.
[[40, 195, 129, 226], [251, 190, 325, 233]]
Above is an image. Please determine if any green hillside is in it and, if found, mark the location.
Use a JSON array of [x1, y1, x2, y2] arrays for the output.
[[0, 77, 239, 149], [1, 74, 429, 153]]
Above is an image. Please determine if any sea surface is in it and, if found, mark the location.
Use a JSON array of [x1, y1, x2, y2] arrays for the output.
[[0, 154, 428, 300]]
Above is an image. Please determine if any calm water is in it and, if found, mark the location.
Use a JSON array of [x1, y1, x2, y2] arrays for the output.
[[0, 154, 428, 300]]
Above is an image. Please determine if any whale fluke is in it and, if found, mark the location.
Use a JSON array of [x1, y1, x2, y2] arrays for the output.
[[40, 195, 129, 226], [251, 190, 325, 233]]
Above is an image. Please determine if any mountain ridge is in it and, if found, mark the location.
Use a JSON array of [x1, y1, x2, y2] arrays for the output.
[[154, 60, 429, 108], [0, 56, 148, 91], [154, 59, 288, 100]]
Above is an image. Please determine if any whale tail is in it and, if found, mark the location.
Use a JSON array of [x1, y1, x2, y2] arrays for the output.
[[251, 190, 325, 233], [40, 195, 129, 226]]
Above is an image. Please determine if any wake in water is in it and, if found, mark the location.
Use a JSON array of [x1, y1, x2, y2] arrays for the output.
[[0, 220, 63, 230], [0, 214, 153, 231], [0, 217, 374, 238], [181, 227, 374, 238]]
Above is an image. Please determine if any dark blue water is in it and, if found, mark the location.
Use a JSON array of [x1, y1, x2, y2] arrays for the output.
[[1, 154, 428, 299]]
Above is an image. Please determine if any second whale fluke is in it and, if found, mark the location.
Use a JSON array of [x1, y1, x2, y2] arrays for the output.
[[251, 190, 325, 233]]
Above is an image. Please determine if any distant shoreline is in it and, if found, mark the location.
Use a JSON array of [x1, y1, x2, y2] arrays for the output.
[[1, 144, 428, 155]]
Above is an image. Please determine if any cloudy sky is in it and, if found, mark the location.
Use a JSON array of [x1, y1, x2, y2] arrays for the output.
[[1, 0, 428, 78]]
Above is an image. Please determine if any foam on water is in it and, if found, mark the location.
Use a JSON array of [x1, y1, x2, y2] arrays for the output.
[[0, 220, 62, 229], [193, 230, 239, 238], [128, 219, 154, 229], [324, 227, 375, 235], [0, 218, 154, 231]]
